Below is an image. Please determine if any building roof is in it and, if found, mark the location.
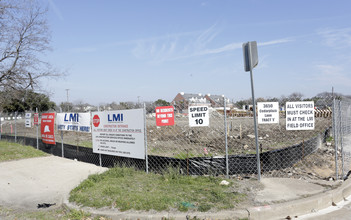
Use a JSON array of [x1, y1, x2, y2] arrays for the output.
[[179, 93, 210, 104]]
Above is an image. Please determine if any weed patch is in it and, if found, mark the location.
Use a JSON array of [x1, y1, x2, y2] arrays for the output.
[[0, 141, 47, 162], [70, 166, 246, 212]]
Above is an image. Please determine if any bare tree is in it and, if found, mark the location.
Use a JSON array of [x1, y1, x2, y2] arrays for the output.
[[0, 0, 60, 92], [288, 92, 304, 101]]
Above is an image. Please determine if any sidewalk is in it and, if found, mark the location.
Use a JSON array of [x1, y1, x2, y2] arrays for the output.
[[0, 156, 107, 210]]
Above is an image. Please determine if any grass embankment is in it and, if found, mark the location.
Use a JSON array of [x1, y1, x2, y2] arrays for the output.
[[70, 166, 246, 212], [0, 140, 47, 162]]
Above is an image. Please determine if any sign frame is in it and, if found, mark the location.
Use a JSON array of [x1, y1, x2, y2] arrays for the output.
[[155, 106, 174, 126], [56, 112, 91, 133], [188, 106, 209, 127], [286, 101, 315, 130], [257, 102, 279, 124], [92, 109, 145, 159], [41, 113, 56, 145]]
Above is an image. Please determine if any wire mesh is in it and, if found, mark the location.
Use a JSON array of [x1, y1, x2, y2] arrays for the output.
[[333, 96, 351, 180], [0, 94, 349, 181]]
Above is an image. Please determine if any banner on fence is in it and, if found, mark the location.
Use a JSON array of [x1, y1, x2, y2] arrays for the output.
[[56, 112, 91, 132], [41, 113, 56, 144], [286, 101, 315, 130], [25, 112, 31, 128], [189, 106, 209, 127], [92, 109, 145, 159], [257, 102, 279, 124], [155, 106, 174, 126]]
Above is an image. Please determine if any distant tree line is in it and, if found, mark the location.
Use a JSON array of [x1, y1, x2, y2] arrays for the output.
[[1, 91, 348, 113], [234, 91, 343, 109]]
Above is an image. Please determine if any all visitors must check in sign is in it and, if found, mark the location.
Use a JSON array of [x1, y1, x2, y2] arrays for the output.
[[286, 101, 315, 130]]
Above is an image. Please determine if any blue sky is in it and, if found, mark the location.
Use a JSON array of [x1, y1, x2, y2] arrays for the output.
[[41, 0, 351, 105]]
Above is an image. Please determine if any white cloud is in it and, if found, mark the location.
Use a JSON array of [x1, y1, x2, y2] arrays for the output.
[[48, 0, 64, 21], [258, 38, 294, 46], [315, 64, 351, 85], [318, 27, 351, 49], [130, 22, 293, 64]]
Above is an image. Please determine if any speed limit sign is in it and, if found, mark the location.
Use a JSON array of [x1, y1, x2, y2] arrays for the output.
[[188, 106, 209, 127]]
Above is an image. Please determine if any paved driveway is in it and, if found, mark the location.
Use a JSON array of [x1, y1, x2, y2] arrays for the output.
[[0, 156, 107, 210]]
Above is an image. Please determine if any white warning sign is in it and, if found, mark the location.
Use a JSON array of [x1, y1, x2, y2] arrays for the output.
[[188, 106, 209, 127], [286, 101, 315, 130], [257, 102, 279, 124], [25, 112, 31, 128]]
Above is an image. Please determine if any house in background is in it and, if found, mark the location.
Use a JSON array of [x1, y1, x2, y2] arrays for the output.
[[171, 92, 211, 113], [204, 94, 233, 108], [171, 92, 233, 113]]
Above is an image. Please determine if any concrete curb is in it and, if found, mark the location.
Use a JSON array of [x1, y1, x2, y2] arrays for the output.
[[248, 178, 351, 220], [63, 178, 351, 220]]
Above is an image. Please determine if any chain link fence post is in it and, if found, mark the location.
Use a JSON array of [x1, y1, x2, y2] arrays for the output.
[[224, 96, 229, 178], [144, 103, 149, 174], [0, 112, 2, 141], [333, 96, 339, 180], [36, 108, 39, 150], [14, 111, 17, 143]]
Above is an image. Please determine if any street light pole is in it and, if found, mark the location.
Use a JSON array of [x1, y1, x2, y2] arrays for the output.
[[66, 89, 69, 111]]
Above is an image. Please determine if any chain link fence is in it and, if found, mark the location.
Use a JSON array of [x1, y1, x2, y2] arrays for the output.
[[333, 95, 351, 180], [1, 94, 349, 181]]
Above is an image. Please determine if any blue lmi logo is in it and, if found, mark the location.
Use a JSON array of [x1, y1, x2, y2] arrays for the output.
[[108, 113, 123, 122], [64, 113, 79, 122]]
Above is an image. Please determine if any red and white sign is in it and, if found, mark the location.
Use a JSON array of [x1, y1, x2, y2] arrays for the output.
[[155, 106, 174, 126], [93, 114, 100, 127], [92, 109, 145, 159], [34, 113, 39, 125], [41, 113, 55, 145]]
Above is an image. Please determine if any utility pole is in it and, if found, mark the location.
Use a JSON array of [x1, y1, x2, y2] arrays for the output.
[[66, 89, 70, 112], [66, 89, 69, 103]]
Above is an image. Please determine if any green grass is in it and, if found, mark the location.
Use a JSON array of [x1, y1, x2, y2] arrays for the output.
[[78, 140, 92, 148], [326, 136, 334, 142], [70, 166, 246, 212], [0, 141, 47, 162]]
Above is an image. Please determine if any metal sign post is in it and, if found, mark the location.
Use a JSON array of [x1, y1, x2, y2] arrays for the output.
[[243, 41, 261, 181], [15, 111, 17, 143], [36, 108, 39, 150]]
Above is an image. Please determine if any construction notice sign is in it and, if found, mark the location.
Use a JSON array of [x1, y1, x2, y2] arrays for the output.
[[257, 102, 279, 124], [41, 113, 56, 144], [189, 106, 209, 127], [286, 101, 314, 130], [92, 109, 145, 159], [155, 106, 174, 126], [56, 112, 91, 132]]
